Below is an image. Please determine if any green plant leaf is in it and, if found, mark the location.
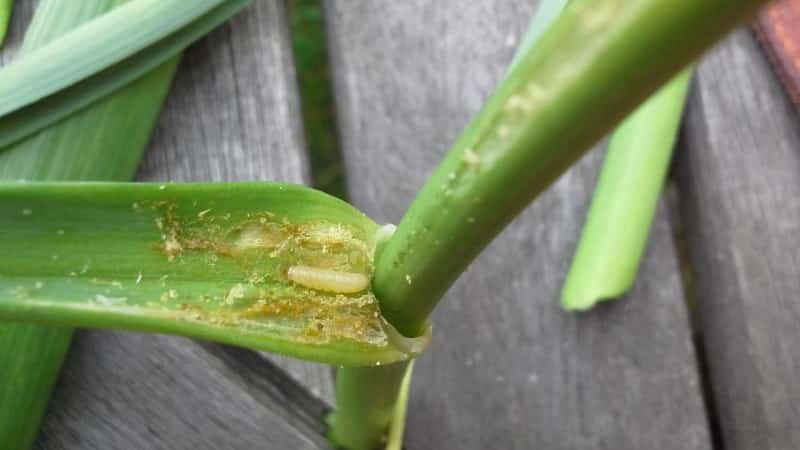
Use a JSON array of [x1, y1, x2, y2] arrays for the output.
[[0, 182, 428, 366], [0, 0, 184, 447], [0, 0, 244, 118], [0, 0, 252, 149], [561, 68, 693, 311]]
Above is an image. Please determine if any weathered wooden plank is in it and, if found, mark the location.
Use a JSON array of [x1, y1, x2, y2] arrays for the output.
[[36, 332, 330, 450], [0, 1, 331, 448], [676, 30, 800, 450], [324, 1, 712, 448]]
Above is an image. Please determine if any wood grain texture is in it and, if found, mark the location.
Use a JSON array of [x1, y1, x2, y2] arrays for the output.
[[324, 1, 712, 448], [0, 1, 332, 448], [676, 30, 800, 450], [35, 333, 330, 450]]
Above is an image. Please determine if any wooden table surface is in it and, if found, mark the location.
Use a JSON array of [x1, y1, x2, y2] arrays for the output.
[[1, 1, 798, 449]]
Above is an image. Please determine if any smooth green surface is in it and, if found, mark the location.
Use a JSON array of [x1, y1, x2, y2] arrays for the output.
[[372, 0, 768, 337], [0, 0, 251, 149], [328, 362, 409, 450], [0, 182, 425, 366], [0, 0, 11, 46], [0, 0, 234, 117], [0, 1, 181, 448], [562, 69, 693, 311]]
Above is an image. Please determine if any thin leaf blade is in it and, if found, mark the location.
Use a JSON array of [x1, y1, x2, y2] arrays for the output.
[[0, 0, 239, 117], [0, 0, 252, 149]]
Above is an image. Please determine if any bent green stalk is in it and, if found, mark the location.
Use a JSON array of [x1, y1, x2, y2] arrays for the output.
[[330, 0, 762, 447], [0, 1, 181, 447], [561, 68, 693, 311], [328, 2, 571, 447], [372, 0, 768, 338]]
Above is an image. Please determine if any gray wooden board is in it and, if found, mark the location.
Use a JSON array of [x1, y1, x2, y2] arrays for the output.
[[2, 1, 332, 449], [676, 30, 800, 450], [324, 1, 712, 448]]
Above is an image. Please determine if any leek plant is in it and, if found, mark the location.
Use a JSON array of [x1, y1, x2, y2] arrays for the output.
[[0, 0, 770, 449]]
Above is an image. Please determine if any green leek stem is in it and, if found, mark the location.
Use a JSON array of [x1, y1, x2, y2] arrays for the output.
[[327, 2, 570, 447], [328, 363, 409, 450], [372, 0, 767, 337], [561, 68, 693, 310]]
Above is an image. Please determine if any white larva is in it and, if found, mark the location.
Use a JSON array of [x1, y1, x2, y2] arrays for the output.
[[287, 265, 369, 294]]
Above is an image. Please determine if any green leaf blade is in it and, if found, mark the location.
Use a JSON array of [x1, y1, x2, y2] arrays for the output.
[[561, 68, 693, 311], [0, 0, 244, 118], [0, 0, 252, 149], [0, 0, 184, 447], [0, 182, 426, 366]]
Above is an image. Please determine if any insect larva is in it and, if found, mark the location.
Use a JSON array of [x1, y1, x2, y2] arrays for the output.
[[287, 265, 369, 294]]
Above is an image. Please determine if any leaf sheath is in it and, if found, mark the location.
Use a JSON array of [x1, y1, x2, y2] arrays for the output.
[[0, 182, 427, 366]]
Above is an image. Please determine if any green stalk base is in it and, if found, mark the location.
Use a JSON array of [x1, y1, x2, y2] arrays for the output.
[[328, 362, 409, 450]]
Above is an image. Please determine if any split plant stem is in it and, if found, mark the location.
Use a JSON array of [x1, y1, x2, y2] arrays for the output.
[[372, 0, 769, 337], [0, 1, 180, 447], [0, 182, 426, 366], [561, 68, 693, 311]]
